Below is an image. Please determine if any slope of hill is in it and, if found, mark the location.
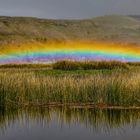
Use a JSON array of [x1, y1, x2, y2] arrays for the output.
[[130, 15, 140, 21], [0, 15, 140, 45]]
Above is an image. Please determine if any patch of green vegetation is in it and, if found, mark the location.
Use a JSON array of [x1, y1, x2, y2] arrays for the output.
[[53, 60, 129, 70], [35, 69, 113, 76], [0, 64, 51, 69], [53, 60, 80, 70]]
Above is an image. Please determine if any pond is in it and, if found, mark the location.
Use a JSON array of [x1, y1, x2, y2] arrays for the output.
[[0, 107, 140, 140]]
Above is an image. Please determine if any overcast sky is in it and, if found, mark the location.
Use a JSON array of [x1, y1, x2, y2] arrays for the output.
[[0, 0, 140, 19]]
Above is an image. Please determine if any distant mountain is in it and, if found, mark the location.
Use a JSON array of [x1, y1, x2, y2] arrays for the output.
[[0, 15, 140, 45], [129, 15, 140, 21]]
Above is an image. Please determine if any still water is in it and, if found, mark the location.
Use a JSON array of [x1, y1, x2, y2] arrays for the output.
[[0, 107, 140, 140]]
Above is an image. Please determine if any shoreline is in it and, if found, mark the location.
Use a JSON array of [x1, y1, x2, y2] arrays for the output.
[[3, 102, 140, 110]]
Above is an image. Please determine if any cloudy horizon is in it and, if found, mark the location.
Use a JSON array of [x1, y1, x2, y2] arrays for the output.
[[0, 0, 140, 19]]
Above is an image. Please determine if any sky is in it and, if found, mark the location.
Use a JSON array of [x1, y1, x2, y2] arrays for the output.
[[0, 0, 140, 19]]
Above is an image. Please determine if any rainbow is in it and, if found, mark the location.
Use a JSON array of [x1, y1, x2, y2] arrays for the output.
[[0, 41, 140, 64]]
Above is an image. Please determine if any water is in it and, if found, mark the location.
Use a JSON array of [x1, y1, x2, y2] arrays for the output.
[[0, 107, 140, 140]]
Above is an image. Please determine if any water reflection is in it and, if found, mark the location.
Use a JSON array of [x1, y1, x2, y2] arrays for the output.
[[0, 107, 140, 133]]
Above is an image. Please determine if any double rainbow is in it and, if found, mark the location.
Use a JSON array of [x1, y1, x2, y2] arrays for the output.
[[0, 41, 140, 64]]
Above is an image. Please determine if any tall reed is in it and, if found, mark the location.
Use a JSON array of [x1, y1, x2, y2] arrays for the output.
[[0, 69, 140, 107]]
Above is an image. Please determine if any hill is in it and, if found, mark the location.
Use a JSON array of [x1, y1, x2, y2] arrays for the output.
[[0, 15, 140, 45]]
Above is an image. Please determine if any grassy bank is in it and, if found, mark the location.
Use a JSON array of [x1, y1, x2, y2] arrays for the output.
[[0, 68, 140, 107]]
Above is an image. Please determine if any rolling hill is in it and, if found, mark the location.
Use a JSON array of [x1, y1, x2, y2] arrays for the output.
[[0, 15, 140, 45]]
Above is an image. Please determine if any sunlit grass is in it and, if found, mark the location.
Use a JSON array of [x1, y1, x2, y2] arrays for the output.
[[0, 67, 140, 107]]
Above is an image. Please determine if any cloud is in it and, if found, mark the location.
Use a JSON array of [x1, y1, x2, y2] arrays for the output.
[[0, 0, 140, 19]]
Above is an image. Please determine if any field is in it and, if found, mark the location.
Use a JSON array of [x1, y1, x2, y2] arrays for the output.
[[0, 61, 140, 108]]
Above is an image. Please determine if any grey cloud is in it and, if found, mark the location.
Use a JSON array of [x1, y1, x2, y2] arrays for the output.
[[0, 0, 140, 19]]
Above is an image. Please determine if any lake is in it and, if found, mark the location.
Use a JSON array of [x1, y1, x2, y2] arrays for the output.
[[0, 107, 140, 140]]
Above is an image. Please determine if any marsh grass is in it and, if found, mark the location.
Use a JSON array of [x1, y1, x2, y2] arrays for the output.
[[0, 68, 140, 107], [0, 64, 51, 69], [1, 60, 139, 70], [127, 62, 140, 67], [53, 60, 129, 70]]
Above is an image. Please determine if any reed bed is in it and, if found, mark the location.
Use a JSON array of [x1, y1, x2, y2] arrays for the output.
[[0, 69, 140, 107], [1, 60, 140, 70], [0, 64, 51, 69], [53, 60, 129, 70]]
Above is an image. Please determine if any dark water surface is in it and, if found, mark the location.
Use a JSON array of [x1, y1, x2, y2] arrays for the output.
[[0, 107, 140, 140]]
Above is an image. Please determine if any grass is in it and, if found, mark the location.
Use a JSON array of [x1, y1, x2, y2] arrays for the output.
[[1, 60, 140, 70], [52, 60, 129, 70], [0, 63, 51, 69], [0, 66, 140, 107]]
